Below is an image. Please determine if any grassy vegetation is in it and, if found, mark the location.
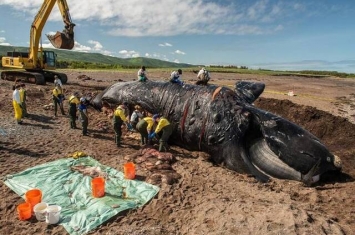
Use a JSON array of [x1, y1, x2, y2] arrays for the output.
[[202, 66, 355, 78], [0, 45, 194, 69], [197, 66, 355, 78], [1, 45, 354, 78]]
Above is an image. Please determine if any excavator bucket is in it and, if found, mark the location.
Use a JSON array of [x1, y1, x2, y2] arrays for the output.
[[47, 31, 75, 50]]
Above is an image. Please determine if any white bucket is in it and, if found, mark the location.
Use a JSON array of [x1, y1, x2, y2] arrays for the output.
[[33, 202, 48, 221], [45, 205, 62, 224]]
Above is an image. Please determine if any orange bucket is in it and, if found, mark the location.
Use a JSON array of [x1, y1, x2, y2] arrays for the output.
[[124, 162, 135, 180], [25, 189, 42, 211], [17, 202, 32, 220], [91, 177, 105, 198]]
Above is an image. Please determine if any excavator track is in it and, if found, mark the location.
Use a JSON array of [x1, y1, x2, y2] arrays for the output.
[[1, 70, 68, 85], [1, 71, 46, 85]]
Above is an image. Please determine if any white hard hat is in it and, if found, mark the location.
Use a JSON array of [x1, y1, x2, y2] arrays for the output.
[[80, 97, 86, 102]]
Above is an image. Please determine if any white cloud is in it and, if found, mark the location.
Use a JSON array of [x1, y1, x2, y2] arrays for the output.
[[0, 0, 350, 37], [0, 36, 11, 45], [293, 3, 305, 11], [274, 24, 283, 31], [100, 50, 114, 56], [154, 53, 162, 58], [247, 0, 288, 24], [0, 0, 307, 37], [86, 39, 114, 55], [73, 42, 92, 52], [0, 30, 5, 33], [143, 52, 171, 61], [41, 39, 91, 52], [42, 42, 54, 48], [118, 50, 140, 58], [159, 42, 172, 47], [45, 31, 57, 37], [174, 50, 185, 55], [87, 40, 103, 51], [40, 36, 112, 55], [247, 0, 268, 21]]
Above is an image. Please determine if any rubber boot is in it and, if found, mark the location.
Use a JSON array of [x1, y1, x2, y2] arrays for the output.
[[115, 135, 121, 147], [82, 122, 88, 136], [60, 105, 65, 115], [140, 135, 145, 145], [159, 141, 168, 152], [70, 115, 77, 129], [70, 120, 77, 129], [54, 100, 58, 117]]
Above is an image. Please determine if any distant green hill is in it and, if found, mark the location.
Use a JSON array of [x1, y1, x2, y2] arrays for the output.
[[0, 45, 196, 68], [2, 45, 354, 78]]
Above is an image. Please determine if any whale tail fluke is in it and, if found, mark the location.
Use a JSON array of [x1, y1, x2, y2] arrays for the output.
[[235, 81, 265, 103]]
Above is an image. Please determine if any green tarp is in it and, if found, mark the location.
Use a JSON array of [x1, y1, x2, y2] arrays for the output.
[[4, 156, 160, 235]]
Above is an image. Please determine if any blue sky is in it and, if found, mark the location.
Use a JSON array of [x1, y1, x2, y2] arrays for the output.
[[0, 0, 354, 73]]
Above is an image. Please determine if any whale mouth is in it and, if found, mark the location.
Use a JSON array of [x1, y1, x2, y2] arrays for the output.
[[241, 107, 342, 185], [247, 139, 321, 184]]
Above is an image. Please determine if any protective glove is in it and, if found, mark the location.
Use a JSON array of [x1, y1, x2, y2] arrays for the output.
[[148, 132, 156, 139], [127, 123, 133, 131]]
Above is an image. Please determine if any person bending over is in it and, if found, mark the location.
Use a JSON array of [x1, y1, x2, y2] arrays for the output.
[[149, 114, 173, 152], [113, 102, 133, 147]]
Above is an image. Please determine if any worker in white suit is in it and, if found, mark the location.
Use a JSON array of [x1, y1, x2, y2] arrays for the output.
[[12, 84, 23, 124]]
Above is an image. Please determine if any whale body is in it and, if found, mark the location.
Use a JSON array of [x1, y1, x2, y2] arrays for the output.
[[92, 80, 342, 185]]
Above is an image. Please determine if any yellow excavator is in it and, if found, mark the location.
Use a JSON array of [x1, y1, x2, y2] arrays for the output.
[[0, 0, 75, 85]]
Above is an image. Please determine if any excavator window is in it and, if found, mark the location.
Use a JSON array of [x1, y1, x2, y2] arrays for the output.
[[44, 51, 56, 67]]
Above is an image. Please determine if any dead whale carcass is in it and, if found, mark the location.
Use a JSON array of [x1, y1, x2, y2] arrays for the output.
[[92, 81, 342, 184]]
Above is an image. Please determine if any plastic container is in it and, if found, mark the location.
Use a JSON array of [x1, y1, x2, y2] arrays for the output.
[[45, 205, 62, 224], [25, 189, 42, 211], [124, 162, 136, 180], [33, 202, 48, 221], [91, 177, 105, 198], [17, 202, 32, 220]]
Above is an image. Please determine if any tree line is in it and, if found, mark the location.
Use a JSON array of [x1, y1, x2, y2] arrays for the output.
[[0, 55, 354, 78], [56, 61, 142, 69], [0, 56, 145, 70]]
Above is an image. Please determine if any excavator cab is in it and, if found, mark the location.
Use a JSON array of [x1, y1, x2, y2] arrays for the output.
[[42, 50, 56, 69], [47, 23, 75, 50]]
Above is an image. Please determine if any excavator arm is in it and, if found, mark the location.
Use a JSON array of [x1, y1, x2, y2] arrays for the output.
[[29, 0, 75, 67], [47, 0, 76, 49]]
